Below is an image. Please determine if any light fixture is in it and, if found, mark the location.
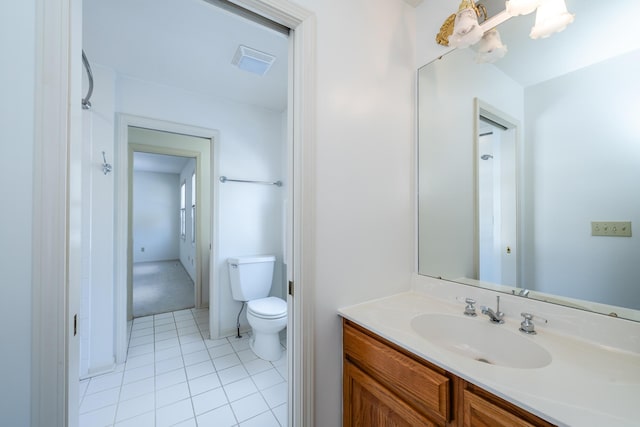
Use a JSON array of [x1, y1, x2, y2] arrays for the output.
[[475, 28, 508, 63], [232, 45, 276, 76], [505, 0, 541, 16], [530, 0, 574, 39], [448, 0, 488, 48], [434, 0, 575, 63]]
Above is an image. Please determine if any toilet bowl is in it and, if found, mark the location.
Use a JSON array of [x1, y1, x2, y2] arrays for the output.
[[246, 296, 287, 361], [227, 255, 287, 361]]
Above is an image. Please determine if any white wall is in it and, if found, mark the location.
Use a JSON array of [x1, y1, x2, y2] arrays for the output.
[[294, 1, 416, 425], [133, 171, 181, 263], [0, 0, 35, 424], [179, 159, 197, 281], [524, 49, 640, 307]]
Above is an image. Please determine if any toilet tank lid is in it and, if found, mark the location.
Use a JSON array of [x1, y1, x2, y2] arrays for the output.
[[227, 255, 276, 265]]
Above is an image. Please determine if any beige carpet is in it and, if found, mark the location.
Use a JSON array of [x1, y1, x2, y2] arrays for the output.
[[133, 260, 194, 317]]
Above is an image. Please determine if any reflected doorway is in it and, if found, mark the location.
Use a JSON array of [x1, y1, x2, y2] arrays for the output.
[[476, 101, 519, 286]]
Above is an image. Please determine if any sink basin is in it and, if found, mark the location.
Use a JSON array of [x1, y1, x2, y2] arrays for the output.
[[410, 314, 552, 369]]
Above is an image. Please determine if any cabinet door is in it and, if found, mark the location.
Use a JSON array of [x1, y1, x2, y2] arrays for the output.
[[344, 360, 438, 427], [343, 320, 451, 423], [463, 390, 540, 427]]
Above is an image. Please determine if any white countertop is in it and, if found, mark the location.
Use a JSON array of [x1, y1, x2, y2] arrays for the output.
[[339, 290, 640, 427]]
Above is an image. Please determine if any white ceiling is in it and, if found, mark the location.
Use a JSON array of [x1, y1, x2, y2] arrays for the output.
[[83, 0, 289, 111]]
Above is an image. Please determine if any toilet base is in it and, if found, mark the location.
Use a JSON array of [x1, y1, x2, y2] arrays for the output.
[[250, 331, 284, 361]]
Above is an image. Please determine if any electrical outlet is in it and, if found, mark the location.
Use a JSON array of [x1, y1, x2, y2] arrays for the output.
[[591, 221, 632, 237]]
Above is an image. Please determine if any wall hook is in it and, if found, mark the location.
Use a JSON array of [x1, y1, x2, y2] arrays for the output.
[[102, 151, 112, 175]]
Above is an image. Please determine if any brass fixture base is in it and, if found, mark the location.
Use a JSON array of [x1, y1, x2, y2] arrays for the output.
[[436, 13, 456, 46]]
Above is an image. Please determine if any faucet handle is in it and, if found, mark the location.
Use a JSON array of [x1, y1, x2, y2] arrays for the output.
[[463, 298, 477, 317], [519, 312, 548, 335]]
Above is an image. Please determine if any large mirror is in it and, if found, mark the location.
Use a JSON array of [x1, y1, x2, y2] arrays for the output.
[[418, 0, 640, 320]]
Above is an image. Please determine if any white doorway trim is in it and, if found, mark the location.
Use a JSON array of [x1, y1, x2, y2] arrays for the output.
[[35, 1, 316, 427], [32, 0, 81, 425], [114, 115, 219, 363], [224, 3, 318, 425], [240, 3, 318, 425]]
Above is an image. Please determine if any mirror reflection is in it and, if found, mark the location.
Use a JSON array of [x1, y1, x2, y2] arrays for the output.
[[418, 0, 640, 320], [476, 103, 518, 285]]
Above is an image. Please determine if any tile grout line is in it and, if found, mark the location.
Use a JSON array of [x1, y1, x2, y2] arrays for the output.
[[111, 320, 136, 427], [194, 307, 241, 426], [151, 313, 159, 427], [181, 309, 200, 427]]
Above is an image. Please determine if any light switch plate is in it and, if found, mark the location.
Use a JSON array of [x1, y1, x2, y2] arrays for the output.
[[591, 221, 632, 237]]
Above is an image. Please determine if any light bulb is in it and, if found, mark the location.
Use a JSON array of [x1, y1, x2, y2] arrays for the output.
[[449, 7, 484, 48], [476, 29, 508, 63], [505, 0, 541, 16], [530, 0, 574, 39]]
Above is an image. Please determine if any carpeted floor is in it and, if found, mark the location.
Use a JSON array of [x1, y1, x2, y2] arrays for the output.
[[133, 260, 195, 318]]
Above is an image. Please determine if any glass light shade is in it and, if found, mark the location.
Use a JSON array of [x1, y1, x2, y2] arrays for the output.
[[505, 0, 540, 16], [448, 7, 484, 48], [530, 0, 575, 39], [475, 29, 508, 63]]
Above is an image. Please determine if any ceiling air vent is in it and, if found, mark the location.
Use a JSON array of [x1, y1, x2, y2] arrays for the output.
[[232, 45, 275, 76]]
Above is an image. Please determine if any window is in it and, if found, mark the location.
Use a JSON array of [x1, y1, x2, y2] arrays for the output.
[[191, 171, 196, 244], [180, 180, 186, 239]]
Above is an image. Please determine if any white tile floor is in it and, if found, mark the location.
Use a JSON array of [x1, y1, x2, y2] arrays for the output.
[[79, 308, 287, 427]]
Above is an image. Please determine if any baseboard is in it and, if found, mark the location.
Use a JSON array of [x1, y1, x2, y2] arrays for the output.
[[82, 361, 117, 380]]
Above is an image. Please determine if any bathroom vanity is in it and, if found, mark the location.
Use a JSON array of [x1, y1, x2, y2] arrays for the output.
[[339, 277, 640, 427], [343, 319, 553, 426]]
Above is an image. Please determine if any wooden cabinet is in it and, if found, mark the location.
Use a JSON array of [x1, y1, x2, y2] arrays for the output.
[[344, 360, 438, 427], [461, 382, 555, 427], [343, 319, 556, 427], [343, 320, 454, 426]]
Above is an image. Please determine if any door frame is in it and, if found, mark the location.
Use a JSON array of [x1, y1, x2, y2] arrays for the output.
[[33, 0, 316, 427], [115, 116, 218, 363]]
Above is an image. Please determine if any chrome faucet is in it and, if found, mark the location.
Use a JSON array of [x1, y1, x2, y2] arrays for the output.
[[463, 298, 477, 317], [512, 288, 530, 297], [519, 312, 547, 335], [481, 296, 504, 324]]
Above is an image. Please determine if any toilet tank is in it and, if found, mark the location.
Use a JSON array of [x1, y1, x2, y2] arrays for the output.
[[227, 255, 276, 301]]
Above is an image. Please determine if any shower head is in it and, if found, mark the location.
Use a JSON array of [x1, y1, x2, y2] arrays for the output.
[[480, 154, 494, 160]]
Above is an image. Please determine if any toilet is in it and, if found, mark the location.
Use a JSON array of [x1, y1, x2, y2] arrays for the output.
[[227, 255, 287, 361]]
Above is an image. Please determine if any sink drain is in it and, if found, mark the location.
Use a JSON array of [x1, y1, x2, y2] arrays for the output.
[[475, 357, 493, 365]]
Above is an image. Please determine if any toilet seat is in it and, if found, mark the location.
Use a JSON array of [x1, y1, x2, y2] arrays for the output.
[[247, 297, 287, 319]]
